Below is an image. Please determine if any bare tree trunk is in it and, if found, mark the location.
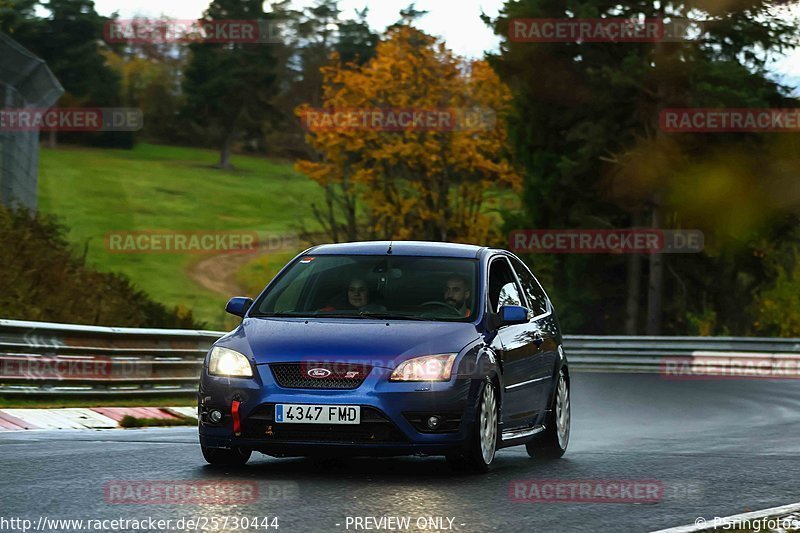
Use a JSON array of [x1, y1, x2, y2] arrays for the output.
[[308, 184, 339, 243], [341, 174, 358, 241], [218, 132, 234, 169], [217, 109, 244, 169], [646, 195, 664, 335], [646, 1, 667, 336], [624, 210, 643, 334], [325, 185, 340, 243]]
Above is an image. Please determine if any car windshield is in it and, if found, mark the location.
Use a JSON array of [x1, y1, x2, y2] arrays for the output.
[[252, 255, 478, 321]]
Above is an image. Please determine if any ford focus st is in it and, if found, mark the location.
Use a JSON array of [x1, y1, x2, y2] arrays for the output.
[[198, 241, 570, 472]]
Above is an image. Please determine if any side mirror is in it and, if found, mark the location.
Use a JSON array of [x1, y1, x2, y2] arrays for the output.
[[498, 305, 529, 326], [225, 297, 253, 318]]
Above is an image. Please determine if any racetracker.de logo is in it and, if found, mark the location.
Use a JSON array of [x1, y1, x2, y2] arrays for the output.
[[509, 18, 663, 42], [661, 109, 800, 132], [104, 19, 284, 44], [104, 230, 300, 254], [509, 229, 704, 254], [103, 481, 259, 505], [0, 108, 142, 132], [508, 18, 704, 43], [298, 108, 496, 132], [661, 357, 800, 380], [0, 356, 113, 380], [509, 479, 664, 503]]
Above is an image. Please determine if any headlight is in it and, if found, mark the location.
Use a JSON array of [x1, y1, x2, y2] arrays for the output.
[[208, 347, 253, 378], [390, 354, 457, 382]]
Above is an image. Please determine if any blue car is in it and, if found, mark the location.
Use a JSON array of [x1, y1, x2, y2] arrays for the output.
[[198, 241, 570, 472]]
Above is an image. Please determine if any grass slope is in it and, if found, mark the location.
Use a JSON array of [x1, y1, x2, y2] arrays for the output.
[[38, 143, 321, 328]]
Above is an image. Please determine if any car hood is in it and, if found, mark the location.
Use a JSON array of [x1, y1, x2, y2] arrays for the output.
[[220, 317, 482, 369]]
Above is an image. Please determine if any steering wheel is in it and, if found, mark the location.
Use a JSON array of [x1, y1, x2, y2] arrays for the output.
[[419, 301, 464, 318]]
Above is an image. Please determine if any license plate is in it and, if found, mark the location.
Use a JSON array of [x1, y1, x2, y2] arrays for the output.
[[275, 404, 360, 424]]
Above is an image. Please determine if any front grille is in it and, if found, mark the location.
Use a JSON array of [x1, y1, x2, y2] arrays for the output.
[[269, 363, 371, 389], [244, 405, 408, 443]]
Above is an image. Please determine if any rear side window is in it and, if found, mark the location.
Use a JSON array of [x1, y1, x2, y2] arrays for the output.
[[511, 258, 550, 317]]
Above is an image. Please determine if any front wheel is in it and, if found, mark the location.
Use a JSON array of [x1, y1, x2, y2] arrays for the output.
[[201, 445, 252, 466], [450, 379, 498, 473], [526, 369, 570, 459]]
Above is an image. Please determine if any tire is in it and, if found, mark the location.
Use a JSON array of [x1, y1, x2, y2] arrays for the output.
[[526, 369, 570, 459], [201, 445, 252, 466], [452, 379, 498, 473]]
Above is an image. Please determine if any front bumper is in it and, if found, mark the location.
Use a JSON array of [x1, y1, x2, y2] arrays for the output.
[[198, 364, 476, 457]]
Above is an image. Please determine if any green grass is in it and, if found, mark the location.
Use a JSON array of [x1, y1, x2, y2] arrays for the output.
[[0, 394, 195, 408], [38, 143, 322, 328], [235, 250, 297, 296]]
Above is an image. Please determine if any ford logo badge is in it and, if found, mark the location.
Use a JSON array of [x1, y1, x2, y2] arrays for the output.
[[307, 368, 332, 378]]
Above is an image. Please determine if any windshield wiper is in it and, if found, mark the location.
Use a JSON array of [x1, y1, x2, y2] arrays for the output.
[[311, 312, 416, 320], [251, 311, 429, 321], [249, 312, 311, 318], [312, 313, 371, 318], [357, 312, 427, 321]]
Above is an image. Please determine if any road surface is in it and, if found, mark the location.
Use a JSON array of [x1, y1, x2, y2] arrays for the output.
[[1, 373, 798, 532]]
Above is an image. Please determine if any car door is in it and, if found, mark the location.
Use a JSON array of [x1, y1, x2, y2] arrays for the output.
[[488, 255, 546, 430], [509, 256, 559, 417]]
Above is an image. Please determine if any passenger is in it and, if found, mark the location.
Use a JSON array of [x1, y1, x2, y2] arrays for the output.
[[346, 277, 370, 309], [320, 277, 385, 312]]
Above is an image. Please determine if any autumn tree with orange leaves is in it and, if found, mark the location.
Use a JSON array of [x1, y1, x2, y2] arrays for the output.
[[295, 25, 521, 244]]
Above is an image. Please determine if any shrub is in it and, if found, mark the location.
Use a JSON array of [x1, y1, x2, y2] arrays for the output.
[[0, 205, 205, 328]]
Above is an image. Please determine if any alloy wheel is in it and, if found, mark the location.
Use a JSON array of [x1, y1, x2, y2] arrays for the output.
[[555, 374, 570, 450], [479, 382, 497, 464]]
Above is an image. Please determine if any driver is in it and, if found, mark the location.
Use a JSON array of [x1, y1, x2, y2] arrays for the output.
[[444, 274, 472, 318]]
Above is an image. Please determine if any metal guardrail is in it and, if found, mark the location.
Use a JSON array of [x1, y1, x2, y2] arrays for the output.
[[0, 319, 220, 395], [1, 319, 798, 395], [566, 335, 800, 373]]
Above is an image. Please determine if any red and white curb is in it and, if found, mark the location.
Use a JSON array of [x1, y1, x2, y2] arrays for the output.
[[0, 407, 196, 431], [651, 501, 800, 532]]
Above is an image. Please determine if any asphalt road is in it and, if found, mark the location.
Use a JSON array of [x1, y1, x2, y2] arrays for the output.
[[1, 373, 799, 533]]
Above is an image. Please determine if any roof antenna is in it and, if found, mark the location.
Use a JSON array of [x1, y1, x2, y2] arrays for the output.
[[387, 241, 393, 255]]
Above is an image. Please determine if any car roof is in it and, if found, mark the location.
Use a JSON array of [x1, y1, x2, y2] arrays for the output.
[[305, 240, 488, 259]]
